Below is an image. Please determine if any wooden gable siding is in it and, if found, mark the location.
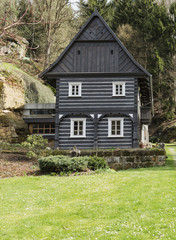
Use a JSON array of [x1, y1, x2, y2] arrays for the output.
[[77, 17, 114, 41], [119, 47, 142, 73], [58, 77, 135, 112], [73, 42, 119, 72], [51, 41, 143, 73], [50, 16, 143, 74]]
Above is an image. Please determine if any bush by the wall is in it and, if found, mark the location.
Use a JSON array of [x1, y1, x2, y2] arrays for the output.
[[38, 155, 108, 173], [87, 156, 108, 170], [38, 155, 89, 173]]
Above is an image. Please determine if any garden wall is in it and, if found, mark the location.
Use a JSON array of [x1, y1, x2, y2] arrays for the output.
[[105, 149, 166, 170], [71, 149, 166, 170]]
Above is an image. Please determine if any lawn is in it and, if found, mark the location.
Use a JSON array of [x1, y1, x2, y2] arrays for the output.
[[0, 146, 176, 240]]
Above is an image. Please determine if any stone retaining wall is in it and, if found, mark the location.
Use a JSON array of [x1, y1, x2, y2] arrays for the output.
[[0, 111, 28, 143], [0, 123, 18, 142], [71, 148, 166, 170], [105, 150, 166, 170], [55, 148, 166, 170]]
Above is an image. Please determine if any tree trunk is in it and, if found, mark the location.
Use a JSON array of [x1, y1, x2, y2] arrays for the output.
[[44, 22, 52, 69]]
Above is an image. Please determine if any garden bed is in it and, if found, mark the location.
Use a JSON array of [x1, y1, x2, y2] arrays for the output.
[[0, 153, 39, 178]]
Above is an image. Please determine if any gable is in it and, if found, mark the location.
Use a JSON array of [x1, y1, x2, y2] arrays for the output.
[[40, 11, 149, 77], [77, 17, 114, 41]]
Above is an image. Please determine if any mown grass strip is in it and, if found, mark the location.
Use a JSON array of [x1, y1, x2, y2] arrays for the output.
[[0, 146, 176, 240]]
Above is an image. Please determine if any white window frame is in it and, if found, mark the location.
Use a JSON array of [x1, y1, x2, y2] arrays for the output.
[[112, 82, 126, 96], [108, 118, 124, 137], [68, 82, 82, 97], [70, 118, 86, 138]]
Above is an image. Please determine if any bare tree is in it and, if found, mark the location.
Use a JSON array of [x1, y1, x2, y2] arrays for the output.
[[34, 0, 70, 69], [0, 0, 40, 44]]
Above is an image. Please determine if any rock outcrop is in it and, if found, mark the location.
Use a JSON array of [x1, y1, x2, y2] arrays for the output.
[[0, 37, 29, 60], [0, 62, 55, 110], [0, 62, 55, 142]]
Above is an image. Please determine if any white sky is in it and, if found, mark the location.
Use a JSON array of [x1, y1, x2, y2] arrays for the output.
[[69, 0, 79, 11], [69, 0, 111, 11]]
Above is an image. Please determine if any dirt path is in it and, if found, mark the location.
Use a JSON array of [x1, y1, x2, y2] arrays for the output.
[[168, 147, 176, 166]]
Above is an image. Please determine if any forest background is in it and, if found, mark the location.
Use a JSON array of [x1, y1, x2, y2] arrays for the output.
[[0, 0, 176, 140]]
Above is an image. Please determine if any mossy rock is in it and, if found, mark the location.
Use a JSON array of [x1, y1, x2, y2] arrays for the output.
[[0, 62, 55, 104]]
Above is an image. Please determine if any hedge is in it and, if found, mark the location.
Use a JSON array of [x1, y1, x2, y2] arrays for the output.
[[38, 155, 107, 173]]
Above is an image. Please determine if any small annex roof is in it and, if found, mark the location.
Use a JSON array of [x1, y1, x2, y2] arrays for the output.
[[39, 9, 151, 79]]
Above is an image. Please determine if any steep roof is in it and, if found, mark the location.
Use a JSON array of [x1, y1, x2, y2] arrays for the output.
[[39, 10, 151, 78]]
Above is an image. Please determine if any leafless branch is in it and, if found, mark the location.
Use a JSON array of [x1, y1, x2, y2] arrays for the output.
[[0, 0, 40, 41]]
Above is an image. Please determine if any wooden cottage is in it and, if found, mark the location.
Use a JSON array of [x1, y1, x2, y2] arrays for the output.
[[39, 10, 153, 149]]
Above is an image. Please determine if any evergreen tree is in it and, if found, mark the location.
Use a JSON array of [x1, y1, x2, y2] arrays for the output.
[[79, 0, 114, 27], [112, 0, 176, 117]]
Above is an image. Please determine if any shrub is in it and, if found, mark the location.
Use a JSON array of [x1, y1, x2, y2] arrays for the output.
[[38, 155, 108, 173], [38, 155, 89, 173], [27, 151, 37, 158], [87, 156, 108, 170], [21, 135, 48, 158]]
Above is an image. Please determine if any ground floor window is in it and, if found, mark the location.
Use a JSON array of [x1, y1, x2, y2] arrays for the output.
[[108, 118, 124, 137], [29, 123, 55, 134], [70, 118, 86, 138]]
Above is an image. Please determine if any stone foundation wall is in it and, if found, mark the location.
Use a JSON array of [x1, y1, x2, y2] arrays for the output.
[[106, 151, 165, 170], [71, 149, 166, 170]]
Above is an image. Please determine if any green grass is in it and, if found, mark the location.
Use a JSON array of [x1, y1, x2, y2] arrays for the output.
[[0, 146, 176, 240]]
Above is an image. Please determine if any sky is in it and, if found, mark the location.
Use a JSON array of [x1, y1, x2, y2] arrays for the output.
[[69, 0, 79, 11], [69, 0, 111, 11]]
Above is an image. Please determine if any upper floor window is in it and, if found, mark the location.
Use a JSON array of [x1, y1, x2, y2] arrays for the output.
[[112, 82, 125, 96], [69, 82, 82, 97], [70, 118, 86, 138], [108, 118, 124, 137]]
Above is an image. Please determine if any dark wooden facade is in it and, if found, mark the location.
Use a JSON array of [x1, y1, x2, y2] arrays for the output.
[[40, 10, 153, 149]]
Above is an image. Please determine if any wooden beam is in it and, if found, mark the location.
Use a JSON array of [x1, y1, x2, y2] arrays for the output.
[[45, 72, 147, 78], [76, 40, 116, 42]]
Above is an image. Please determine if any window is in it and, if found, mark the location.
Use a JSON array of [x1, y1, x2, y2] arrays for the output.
[[30, 123, 55, 134], [69, 83, 82, 97], [70, 118, 86, 138], [108, 118, 124, 137], [112, 82, 125, 96], [30, 109, 55, 115]]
